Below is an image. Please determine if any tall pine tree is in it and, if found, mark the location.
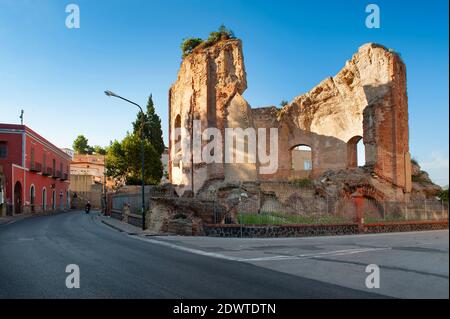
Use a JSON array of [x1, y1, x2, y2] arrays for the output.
[[132, 94, 165, 155]]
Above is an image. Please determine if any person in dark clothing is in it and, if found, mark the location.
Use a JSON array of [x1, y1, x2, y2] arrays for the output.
[[85, 201, 91, 214]]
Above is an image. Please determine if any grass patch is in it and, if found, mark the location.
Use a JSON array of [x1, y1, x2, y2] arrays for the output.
[[364, 216, 407, 223], [237, 212, 351, 225], [288, 178, 313, 188]]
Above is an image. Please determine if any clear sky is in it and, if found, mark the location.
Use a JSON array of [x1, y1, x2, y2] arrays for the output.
[[0, 0, 448, 185]]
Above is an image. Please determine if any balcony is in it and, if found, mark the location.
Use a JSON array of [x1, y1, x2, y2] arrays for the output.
[[29, 162, 42, 173], [60, 173, 69, 181], [42, 167, 52, 176], [52, 170, 62, 179]]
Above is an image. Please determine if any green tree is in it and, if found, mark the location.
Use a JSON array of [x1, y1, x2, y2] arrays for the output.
[[105, 140, 127, 183], [439, 188, 449, 203], [181, 38, 203, 57], [203, 24, 235, 47], [92, 145, 107, 155], [73, 135, 91, 154], [181, 25, 236, 58], [132, 94, 165, 155], [280, 100, 289, 107], [106, 133, 163, 186]]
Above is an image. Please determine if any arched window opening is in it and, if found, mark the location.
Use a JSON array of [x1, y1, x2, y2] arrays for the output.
[[173, 114, 182, 168], [52, 190, 56, 211], [30, 185, 35, 213], [14, 181, 22, 214], [357, 139, 366, 167], [347, 136, 366, 168], [291, 145, 312, 177], [42, 188, 47, 211]]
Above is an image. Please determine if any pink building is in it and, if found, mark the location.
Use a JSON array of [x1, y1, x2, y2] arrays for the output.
[[0, 124, 71, 216]]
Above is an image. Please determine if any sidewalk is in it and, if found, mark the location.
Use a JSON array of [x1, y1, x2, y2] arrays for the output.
[[0, 211, 64, 226], [96, 213, 160, 236]]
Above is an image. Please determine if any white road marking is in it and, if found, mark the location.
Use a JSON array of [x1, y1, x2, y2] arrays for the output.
[[132, 236, 391, 262], [131, 236, 245, 261], [243, 248, 392, 262]]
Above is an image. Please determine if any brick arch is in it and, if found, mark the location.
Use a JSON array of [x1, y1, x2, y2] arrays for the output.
[[14, 181, 22, 214]]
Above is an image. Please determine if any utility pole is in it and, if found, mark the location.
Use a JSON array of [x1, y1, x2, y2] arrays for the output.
[[20, 110, 24, 125], [105, 90, 146, 230]]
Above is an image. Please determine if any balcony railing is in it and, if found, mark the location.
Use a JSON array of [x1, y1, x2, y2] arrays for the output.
[[60, 173, 69, 181], [29, 162, 42, 173], [42, 167, 52, 176], [53, 170, 62, 179]]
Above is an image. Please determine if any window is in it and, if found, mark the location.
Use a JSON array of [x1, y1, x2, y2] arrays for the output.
[[304, 160, 312, 171], [0, 142, 7, 159], [347, 136, 365, 168], [30, 147, 35, 166], [291, 145, 312, 171]]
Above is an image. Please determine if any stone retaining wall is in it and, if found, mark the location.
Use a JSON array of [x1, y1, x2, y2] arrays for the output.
[[204, 220, 448, 238], [127, 213, 142, 228], [364, 220, 448, 234], [111, 206, 448, 237], [111, 210, 122, 220], [203, 223, 359, 238]]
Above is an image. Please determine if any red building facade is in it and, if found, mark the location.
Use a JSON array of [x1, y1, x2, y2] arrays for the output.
[[0, 124, 71, 215]]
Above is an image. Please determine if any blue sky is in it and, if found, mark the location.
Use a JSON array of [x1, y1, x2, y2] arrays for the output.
[[0, 0, 448, 185]]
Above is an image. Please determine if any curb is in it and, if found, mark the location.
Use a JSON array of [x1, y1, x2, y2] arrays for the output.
[[99, 218, 162, 236], [100, 219, 127, 233]]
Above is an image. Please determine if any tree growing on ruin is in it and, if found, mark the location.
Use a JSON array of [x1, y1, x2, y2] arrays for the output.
[[132, 94, 165, 156], [439, 187, 449, 203], [280, 100, 289, 107], [181, 38, 203, 57], [181, 25, 236, 58]]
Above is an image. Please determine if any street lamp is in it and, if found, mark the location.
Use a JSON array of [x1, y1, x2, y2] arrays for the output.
[[105, 90, 146, 230]]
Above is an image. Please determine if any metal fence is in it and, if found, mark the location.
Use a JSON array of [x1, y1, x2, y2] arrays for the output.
[[232, 195, 449, 225], [111, 188, 172, 215]]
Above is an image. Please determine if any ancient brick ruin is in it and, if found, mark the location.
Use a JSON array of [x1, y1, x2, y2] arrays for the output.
[[168, 39, 413, 201]]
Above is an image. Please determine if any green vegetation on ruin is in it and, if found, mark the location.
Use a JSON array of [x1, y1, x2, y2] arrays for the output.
[[181, 24, 236, 58]]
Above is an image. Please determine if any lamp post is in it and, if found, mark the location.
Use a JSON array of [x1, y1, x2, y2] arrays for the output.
[[104, 90, 146, 230]]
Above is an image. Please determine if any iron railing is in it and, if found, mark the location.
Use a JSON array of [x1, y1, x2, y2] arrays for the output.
[[29, 161, 42, 173]]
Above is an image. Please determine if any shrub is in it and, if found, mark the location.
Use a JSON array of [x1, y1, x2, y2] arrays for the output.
[[289, 178, 313, 188], [181, 25, 236, 58], [181, 37, 203, 57], [439, 189, 449, 203], [280, 100, 289, 107]]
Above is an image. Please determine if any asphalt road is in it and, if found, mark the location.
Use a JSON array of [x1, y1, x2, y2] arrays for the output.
[[0, 211, 388, 299], [152, 229, 448, 298]]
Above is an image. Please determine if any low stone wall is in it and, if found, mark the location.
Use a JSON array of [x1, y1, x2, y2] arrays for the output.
[[111, 210, 122, 220], [110, 209, 142, 228], [203, 223, 359, 238], [364, 220, 448, 234], [203, 220, 448, 238], [126, 213, 142, 228]]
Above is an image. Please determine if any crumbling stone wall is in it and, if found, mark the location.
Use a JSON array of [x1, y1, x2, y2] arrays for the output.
[[169, 40, 412, 200]]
